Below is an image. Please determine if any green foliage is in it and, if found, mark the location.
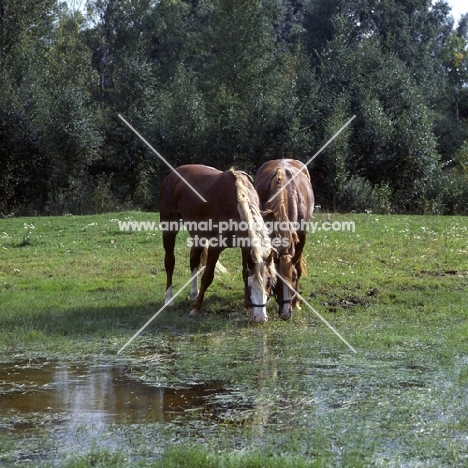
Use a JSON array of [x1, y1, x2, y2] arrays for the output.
[[0, 2, 102, 214], [185, 0, 315, 168], [433, 16, 468, 161], [2, 0, 468, 213], [337, 176, 393, 213], [311, 15, 439, 211], [425, 141, 468, 214], [0, 0, 56, 212]]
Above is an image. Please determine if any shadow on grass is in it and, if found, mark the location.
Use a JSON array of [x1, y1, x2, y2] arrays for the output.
[[0, 296, 259, 342]]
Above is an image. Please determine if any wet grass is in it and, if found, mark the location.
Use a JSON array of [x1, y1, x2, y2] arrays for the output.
[[0, 212, 468, 466]]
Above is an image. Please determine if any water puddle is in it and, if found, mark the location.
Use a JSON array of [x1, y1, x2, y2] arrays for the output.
[[0, 361, 229, 433]]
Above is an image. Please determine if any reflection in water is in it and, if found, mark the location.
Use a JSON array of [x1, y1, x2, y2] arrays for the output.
[[0, 363, 225, 431], [250, 331, 278, 438], [51, 366, 166, 424]]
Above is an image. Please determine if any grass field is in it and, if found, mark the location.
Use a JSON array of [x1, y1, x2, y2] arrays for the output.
[[1, 211, 468, 467]]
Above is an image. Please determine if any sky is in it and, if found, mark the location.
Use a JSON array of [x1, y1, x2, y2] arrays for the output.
[[445, 0, 467, 21]]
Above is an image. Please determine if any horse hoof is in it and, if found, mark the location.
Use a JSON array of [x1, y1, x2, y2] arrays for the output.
[[189, 309, 199, 317]]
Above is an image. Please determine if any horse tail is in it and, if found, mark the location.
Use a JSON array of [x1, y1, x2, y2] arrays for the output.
[[272, 166, 298, 248], [198, 246, 228, 274], [199, 247, 208, 268], [274, 166, 285, 209]]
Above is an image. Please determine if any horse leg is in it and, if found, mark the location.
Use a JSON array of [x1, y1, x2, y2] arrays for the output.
[[293, 255, 303, 310], [189, 246, 204, 299], [163, 230, 177, 305], [189, 247, 222, 317], [280, 278, 293, 320], [292, 234, 306, 310]]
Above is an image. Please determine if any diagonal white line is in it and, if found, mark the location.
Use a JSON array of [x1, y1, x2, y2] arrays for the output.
[[267, 115, 356, 203], [117, 267, 206, 354], [118, 114, 207, 203], [275, 272, 357, 354]]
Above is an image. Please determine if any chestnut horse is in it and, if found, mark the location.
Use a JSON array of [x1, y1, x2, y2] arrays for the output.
[[160, 165, 276, 322], [254, 159, 314, 320]]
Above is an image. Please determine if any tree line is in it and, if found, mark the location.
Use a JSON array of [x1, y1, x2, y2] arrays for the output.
[[1, 0, 467, 215]]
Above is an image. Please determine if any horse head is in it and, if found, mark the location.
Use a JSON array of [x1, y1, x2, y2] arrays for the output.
[[245, 248, 276, 323]]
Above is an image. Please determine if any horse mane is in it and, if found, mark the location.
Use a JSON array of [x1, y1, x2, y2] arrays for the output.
[[263, 166, 304, 283], [230, 168, 276, 290]]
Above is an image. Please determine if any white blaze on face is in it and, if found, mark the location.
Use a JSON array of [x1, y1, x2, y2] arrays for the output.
[[190, 268, 199, 299], [164, 286, 173, 305], [248, 275, 268, 322]]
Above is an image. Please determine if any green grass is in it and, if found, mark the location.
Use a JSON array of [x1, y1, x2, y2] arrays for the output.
[[62, 447, 319, 468], [1, 211, 468, 466]]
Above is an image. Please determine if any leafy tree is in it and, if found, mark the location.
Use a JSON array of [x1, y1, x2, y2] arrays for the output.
[[182, 0, 316, 169], [1, 0, 467, 214], [40, 6, 103, 211], [433, 18, 468, 162], [83, 0, 169, 206], [313, 15, 439, 211], [0, 0, 56, 212], [0, 1, 102, 213]]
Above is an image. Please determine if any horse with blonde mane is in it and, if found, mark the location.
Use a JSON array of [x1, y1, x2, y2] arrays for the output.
[[160, 165, 276, 322], [254, 159, 314, 320]]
